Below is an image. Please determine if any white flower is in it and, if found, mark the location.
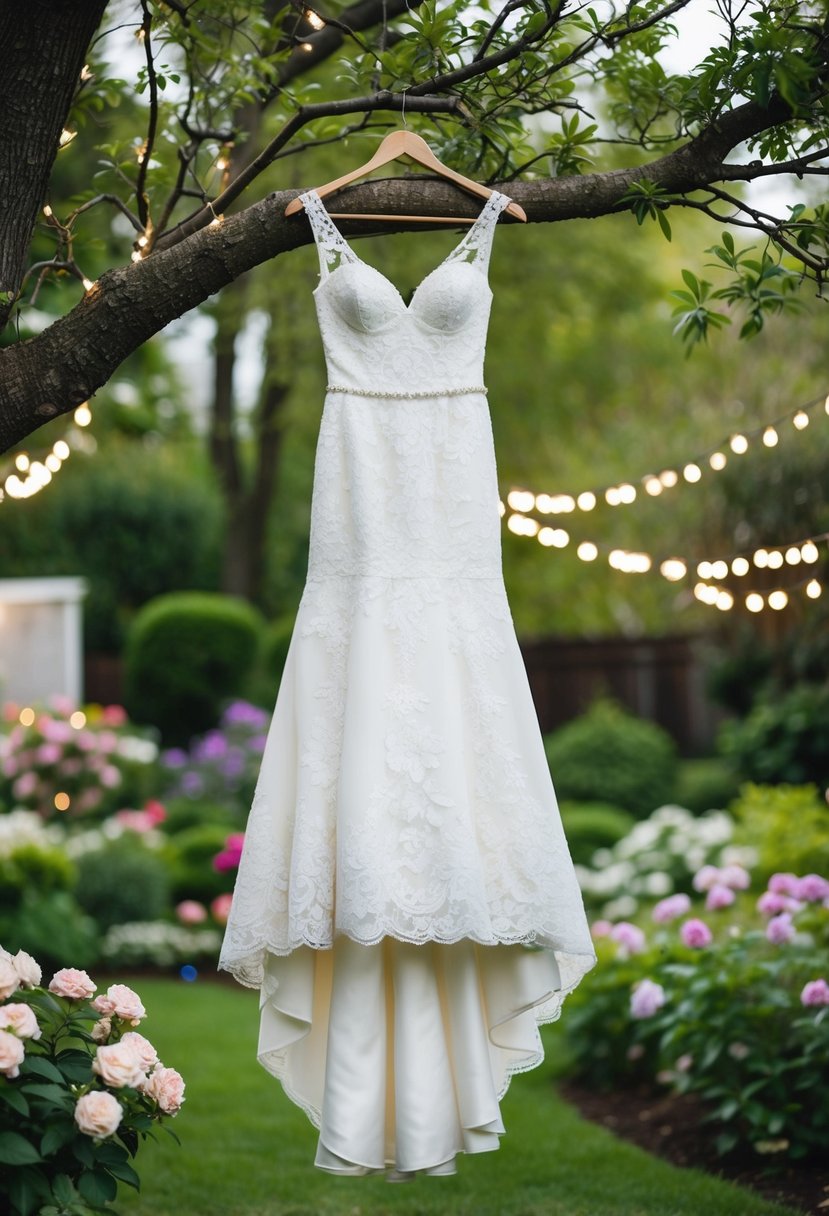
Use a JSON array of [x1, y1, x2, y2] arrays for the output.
[[12, 950, 41, 988]]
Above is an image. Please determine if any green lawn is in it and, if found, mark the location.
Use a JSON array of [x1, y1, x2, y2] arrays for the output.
[[116, 977, 801, 1216]]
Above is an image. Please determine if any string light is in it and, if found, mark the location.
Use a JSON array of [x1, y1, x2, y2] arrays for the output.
[[763, 426, 778, 447], [793, 410, 809, 430], [82, 278, 96, 292], [1, 417, 88, 508], [42, 204, 53, 218], [729, 433, 748, 454], [59, 129, 76, 148], [305, 8, 325, 28], [74, 403, 92, 427]]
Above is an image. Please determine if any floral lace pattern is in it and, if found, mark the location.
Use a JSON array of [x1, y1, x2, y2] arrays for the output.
[[218, 185, 598, 993]]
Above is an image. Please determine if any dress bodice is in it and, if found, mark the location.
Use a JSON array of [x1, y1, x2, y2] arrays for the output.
[[300, 189, 512, 395]]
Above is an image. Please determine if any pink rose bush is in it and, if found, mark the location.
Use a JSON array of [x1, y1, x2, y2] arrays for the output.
[[0, 944, 184, 1216]]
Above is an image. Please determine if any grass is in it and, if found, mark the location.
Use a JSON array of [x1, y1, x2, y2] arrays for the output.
[[116, 976, 802, 1216]]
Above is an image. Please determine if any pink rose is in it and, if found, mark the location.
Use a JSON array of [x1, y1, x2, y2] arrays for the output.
[[101, 704, 127, 727], [680, 918, 712, 948], [705, 884, 736, 911], [756, 890, 792, 917], [609, 921, 646, 955], [210, 893, 233, 925], [768, 872, 800, 895], [12, 950, 41, 988], [0, 957, 20, 1000], [176, 900, 208, 925], [800, 978, 829, 1007], [652, 893, 691, 924], [36, 743, 62, 765], [100, 765, 122, 789], [145, 1065, 185, 1114], [590, 919, 613, 938], [12, 772, 38, 799], [0, 1028, 26, 1078], [718, 864, 751, 890], [144, 800, 167, 825], [766, 912, 795, 945], [692, 865, 721, 892], [92, 1042, 146, 1089], [0, 1004, 41, 1040], [630, 978, 666, 1019], [120, 1031, 159, 1074], [49, 968, 96, 1000], [90, 983, 145, 1025], [74, 1090, 123, 1138], [795, 874, 829, 903], [91, 1017, 112, 1043]]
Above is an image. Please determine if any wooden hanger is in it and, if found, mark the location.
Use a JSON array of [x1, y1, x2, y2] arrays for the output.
[[284, 129, 527, 224]]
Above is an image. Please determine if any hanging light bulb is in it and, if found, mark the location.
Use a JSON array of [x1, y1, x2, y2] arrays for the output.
[[683, 463, 701, 483], [660, 558, 687, 581], [806, 579, 822, 599], [577, 491, 596, 511], [577, 541, 598, 561], [659, 470, 678, 488], [697, 560, 713, 578], [605, 487, 622, 506], [74, 404, 92, 427], [644, 476, 663, 496], [746, 592, 764, 613], [731, 557, 750, 577], [785, 546, 801, 566], [762, 426, 779, 447], [716, 590, 734, 611], [768, 590, 788, 611], [618, 483, 637, 504], [507, 489, 535, 513], [711, 560, 728, 580], [801, 541, 819, 563], [767, 550, 784, 570], [709, 451, 727, 470], [793, 410, 809, 430], [753, 549, 769, 568], [730, 434, 748, 454]]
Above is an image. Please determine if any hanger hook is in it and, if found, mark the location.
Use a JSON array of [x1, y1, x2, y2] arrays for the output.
[[400, 87, 408, 128]]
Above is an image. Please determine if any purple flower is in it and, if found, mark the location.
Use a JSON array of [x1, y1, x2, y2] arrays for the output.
[[705, 883, 736, 911], [162, 748, 188, 769], [768, 872, 800, 896], [195, 731, 228, 761], [692, 865, 721, 892], [219, 749, 245, 779], [680, 918, 712, 948], [222, 701, 269, 729], [609, 921, 646, 955], [800, 978, 829, 1007], [180, 771, 204, 796], [756, 890, 792, 917], [766, 912, 795, 945], [247, 734, 268, 753], [652, 893, 691, 924], [630, 978, 666, 1019], [718, 864, 751, 890], [794, 874, 829, 903]]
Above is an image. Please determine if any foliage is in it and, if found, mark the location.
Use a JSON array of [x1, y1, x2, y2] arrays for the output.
[[0, 954, 184, 1216], [719, 683, 829, 788], [545, 699, 678, 817], [574, 804, 756, 919], [0, 892, 100, 976], [99, 923, 221, 971], [159, 825, 236, 905], [0, 702, 158, 822], [729, 783, 829, 887], [563, 870, 829, 1162], [74, 842, 170, 933], [672, 758, 741, 816], [124, 594, 265, 745], [159, 701, 269, 817], [559, 802, 636, 867]]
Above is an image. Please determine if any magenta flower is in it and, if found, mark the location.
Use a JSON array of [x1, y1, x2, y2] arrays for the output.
[[176, 900, 208, 925], [800, 979, 829, 1007], [766, 912, 795, 945], [630, 978, 666, 1019], [210, 893, 233, 924], [705, 883, 736, 911], [795, 874, 829, 903], [768, 872, 800, 895], [609, 921, 646, 955], [680, 918, 712, 948], [756, 890, 793, 917], [718, 864, 751, 890], [692, 864, 722, 892], [652, 893, 691, 924]]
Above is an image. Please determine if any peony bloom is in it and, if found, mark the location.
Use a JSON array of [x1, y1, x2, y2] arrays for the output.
[[0, 1028, 26, 1078], [176, 900, 208, 925], [692, 864, 722, 892], [795, 874, 829, 903], [705, 883, 736, 911], [766, 912, 796, 945], [91, 1017, 112, 1043], [90, 983, 145, 1025], [145, 1065, 185, 1114], [92, 1041, 146, 1089], [12, 950, 41, 988], [609, 921, 646, 955], [74, 1090, 123, 1138], [768, 872, 800, 895], [0, 956, 20, 1000], [680, 918, 713, 948], [0, 1003, 41, 1040], [49, 968, 96, 1000], [120, 1031, 159, 1074], [717, 864, 751, 890], [630, 978, 666, 1019], [800, 978, 829, 1007], [210, 893, 233, 925], [652, 893, 691, 924], [590, 919, 614, 938], [756, 890, 793, 917]]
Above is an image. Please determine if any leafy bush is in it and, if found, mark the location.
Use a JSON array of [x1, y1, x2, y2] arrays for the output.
[[161, 823, 234, 903], [672, 757, 741, 814], [124, 593, 265, 744], [100, 921, 222, 969], [74, 841, 170, 931], [0, 843, 75, 904], [0, 890, 99, 971], [159, 700, 269, 817], [545, 699, 678, 817], [559, 802, 636, 866], [730, 783, 829, 886], [718, 682, 829, 787]]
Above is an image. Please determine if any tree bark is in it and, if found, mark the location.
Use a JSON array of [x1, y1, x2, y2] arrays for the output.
[[0, 0, 110, 331]]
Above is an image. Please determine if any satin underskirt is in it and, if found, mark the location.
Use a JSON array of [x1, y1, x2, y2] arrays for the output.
[[256, 934, 580, 1177]]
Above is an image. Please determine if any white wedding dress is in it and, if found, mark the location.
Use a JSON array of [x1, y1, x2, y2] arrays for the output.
[[218, 187, 598, 1177]]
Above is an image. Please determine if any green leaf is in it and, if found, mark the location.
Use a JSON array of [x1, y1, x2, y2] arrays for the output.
[[21, 1082, 74, 1106], [77, 1168, 117, 1205], [41, 1121, 78, 1157], [657, 209, 672, 241], [22, 1057, 64, 1084], [0, 1084, 30, 1116], [0, 1130, 43, 1165], [106, 1158, 141, 1189], [7, 1166, 51, 1216], [52, 1174, 78, 1204]]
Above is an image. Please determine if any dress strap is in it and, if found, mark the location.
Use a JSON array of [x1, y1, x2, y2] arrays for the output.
[[443, 190, 512, 275], [298, 189, 359, 280]]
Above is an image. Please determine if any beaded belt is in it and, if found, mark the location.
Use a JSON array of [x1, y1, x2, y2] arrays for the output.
[[326, 384, 487, 399]]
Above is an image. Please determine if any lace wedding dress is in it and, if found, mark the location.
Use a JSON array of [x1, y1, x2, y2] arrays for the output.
[[218, 187, 598, 1177]]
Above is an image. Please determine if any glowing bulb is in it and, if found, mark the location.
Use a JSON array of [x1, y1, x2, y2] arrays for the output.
[[730, 433, 748, 454], [605, 487, 622, 506], [746, 592, 764, 613], [557, 494, 575, 513], [74, 404, 92, 427], [618, 483, 637, 504], [59, 128, 76, 148], [43, 204, 53, 218], [577, 542, 598, 561], [785, 546, 801, 566], [45, 454, 61, 473], [82, 278, 95, 292], [306, 8, 325, 27], [537, 527, 556, 546], [15, 453, 29, 472], [709, 451, 727, 470], [131, 250, 143, 263], [137, 235, 148, 248], [716, 590, 734, 611], [825, 394, 829, 416], [762, 426, 778, 447], [577, 491, 596, 511], [216, 158, 227, 172], [534, 494, 553, 513], [660, 558, 687, 581], [793, 410, 809, 430], [768, 589, 788, 611], [806, 579, 822, 599], [697, 561, 713, 579], [683, 463, 701, 483], [767, 550, 783, 570], [18, 707, 35, 726], [659, 470, 678, 488], [753, 549, 769, 568], [299, 40, 314, 50], [801, 541, 819, 563], [70, 710, 87, 729], [731, 557, 749, 576], [210, 214, 224, 228], [507, 489, 535, 513], [711, 560, 728, 580], [644, 476, 663, 496], [53, 440, 70, 460], [498, 500, 505, 517]]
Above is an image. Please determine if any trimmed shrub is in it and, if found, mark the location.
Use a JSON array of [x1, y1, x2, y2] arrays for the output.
[[124, 591, 265, 744], [161, 823, 235, 903], [74, 840, 170, 931], [559, 802, 636, 866], [672, 757, 741, 814], [545, 699, 678, 817], [0, 890, 99, 971], [730, 782, 829, 886], [718, 682, 829, 787]]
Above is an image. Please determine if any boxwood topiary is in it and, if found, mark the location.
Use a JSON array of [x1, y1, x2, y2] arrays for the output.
[[124, 591, 265, 744], [544, 698, 678, 818], [559, 802, 637, 866], [74, 839, 171, 931]]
